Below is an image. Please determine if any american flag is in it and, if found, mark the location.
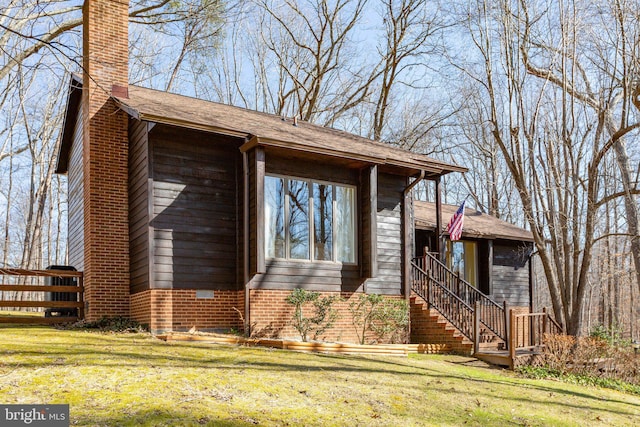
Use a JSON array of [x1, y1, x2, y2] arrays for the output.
[[447, 200, 466, 241]]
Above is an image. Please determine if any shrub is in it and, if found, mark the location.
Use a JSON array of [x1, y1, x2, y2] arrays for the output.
[[63, 316, 148, 333], [589, 324, 630, 347], [285, 289, 339, 342], [519, 332, 640, 395], [349, 294, 409, 345]]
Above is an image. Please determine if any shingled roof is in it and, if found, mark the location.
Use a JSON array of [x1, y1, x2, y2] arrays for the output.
[[414, 201, 534, 242], [56, 76, 466, 177]]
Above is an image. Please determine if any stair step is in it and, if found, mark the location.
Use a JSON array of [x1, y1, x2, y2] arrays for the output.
[[475, 351, 511, 367], [410, 297, 475, 355]]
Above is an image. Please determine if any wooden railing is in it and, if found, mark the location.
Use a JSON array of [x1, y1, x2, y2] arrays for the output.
[[509, 308, 564, 363], [0, 268, 84, 324], [412, 260, 474, 340], [412, 253, 507, 345]]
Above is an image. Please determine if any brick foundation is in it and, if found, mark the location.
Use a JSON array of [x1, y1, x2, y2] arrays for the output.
[[129, 289, 407, 343], [249, 290, 407, 344], [131, 289, 244, 334]]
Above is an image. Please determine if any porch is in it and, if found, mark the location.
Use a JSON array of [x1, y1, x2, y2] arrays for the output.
[[411, 252, 564, 368]]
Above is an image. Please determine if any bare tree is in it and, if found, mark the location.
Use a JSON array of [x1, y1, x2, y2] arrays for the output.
[[0, 0, 229, 273], [520, 0, 640, 298], [450, 0, 640, 335], [254, 0, 376, 124], [372, 0, 445, 140], [0, 1, 225, 82]]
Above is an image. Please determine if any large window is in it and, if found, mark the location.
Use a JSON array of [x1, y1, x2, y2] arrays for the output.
[[265, 175, 356, 263]]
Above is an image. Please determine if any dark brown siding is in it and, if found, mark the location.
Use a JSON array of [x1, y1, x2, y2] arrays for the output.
[[491, 241, 531, 307], [365, 173, 405, 295], [265, 153, 358, 184], [248, 148, 261, 275], [252, 261, 362, 292], [360, 166, 377, 280], [149, 125, 242, 290], [67, 102, 84, 271], [129, 119, 150, 294]]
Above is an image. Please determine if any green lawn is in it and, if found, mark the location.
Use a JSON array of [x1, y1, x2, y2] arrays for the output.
[[0, 326, 638, 426]]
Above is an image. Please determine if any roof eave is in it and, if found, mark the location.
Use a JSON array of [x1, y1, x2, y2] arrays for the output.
[[240, 136, 385, 164], [241, 136, 466, 177], [55, 75, 83, 174]]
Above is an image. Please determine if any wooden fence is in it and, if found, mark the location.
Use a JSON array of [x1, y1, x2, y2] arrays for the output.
[[0, 268, 84, 324]]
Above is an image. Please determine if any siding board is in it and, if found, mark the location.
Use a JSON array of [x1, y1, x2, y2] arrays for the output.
[[67, 98, 84, 271], [491, 242, 531, 307], [149, 125, 243, 291], [128, 119, 150, 294], [365, 173, 404, 295]]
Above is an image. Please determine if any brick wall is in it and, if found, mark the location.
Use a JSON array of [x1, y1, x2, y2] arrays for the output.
[[249, 290, 407, 344], [131, 290, 245, 334], [81, 0, 131, 320]]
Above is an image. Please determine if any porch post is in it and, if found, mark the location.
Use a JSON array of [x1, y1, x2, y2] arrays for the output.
[[435, 176, 443, 260], [403, 171, 425, 300]]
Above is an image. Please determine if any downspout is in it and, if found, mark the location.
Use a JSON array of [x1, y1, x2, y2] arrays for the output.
[[243, 151, 250, 335], [402, 171, 426, 301]]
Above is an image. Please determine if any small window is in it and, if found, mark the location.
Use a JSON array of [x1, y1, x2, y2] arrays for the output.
[[265, 175, 356, 263]]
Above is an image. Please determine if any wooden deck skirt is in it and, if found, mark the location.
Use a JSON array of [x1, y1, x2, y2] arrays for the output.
[[157, 333, 452, 357]]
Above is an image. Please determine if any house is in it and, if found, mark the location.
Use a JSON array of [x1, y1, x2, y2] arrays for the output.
[[55, 1, 535, 348]]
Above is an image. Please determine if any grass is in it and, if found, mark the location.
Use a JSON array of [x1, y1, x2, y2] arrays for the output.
[[0, 326, 639, 426]]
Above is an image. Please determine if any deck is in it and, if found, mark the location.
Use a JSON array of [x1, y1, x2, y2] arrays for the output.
[[475, 347, 545, 368]]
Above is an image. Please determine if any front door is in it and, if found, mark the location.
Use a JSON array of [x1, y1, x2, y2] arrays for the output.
[[445, 240, 478, 287]]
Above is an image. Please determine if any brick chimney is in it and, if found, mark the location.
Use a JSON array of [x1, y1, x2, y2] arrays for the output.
[[81, 0, 130, 319]]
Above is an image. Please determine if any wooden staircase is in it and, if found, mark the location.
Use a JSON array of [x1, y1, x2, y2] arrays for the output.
[[410, 254, 564, 368], [411, 253, 510, 365], [410, 296, 473, 355]]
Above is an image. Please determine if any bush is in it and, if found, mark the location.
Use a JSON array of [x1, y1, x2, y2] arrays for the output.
[[285, 289, 339, 342], [589, 324, 630, 347], [63, 316, 148, 333], [518, 333, 640, 395], [349, 294, 409, 345]]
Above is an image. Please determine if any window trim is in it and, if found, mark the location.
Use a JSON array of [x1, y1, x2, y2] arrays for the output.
[[265, 173, 357, 265]]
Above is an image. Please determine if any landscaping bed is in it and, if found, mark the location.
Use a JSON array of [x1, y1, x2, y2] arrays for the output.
[[157, 331, 452, 356]]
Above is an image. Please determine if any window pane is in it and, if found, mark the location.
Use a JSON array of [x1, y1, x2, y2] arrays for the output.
[[313, 183, 333, 261], [450, 241, 464, 278], [335, 186, 355, 263], [265, 176, 285, 258], [288, 179, 310, 259]]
